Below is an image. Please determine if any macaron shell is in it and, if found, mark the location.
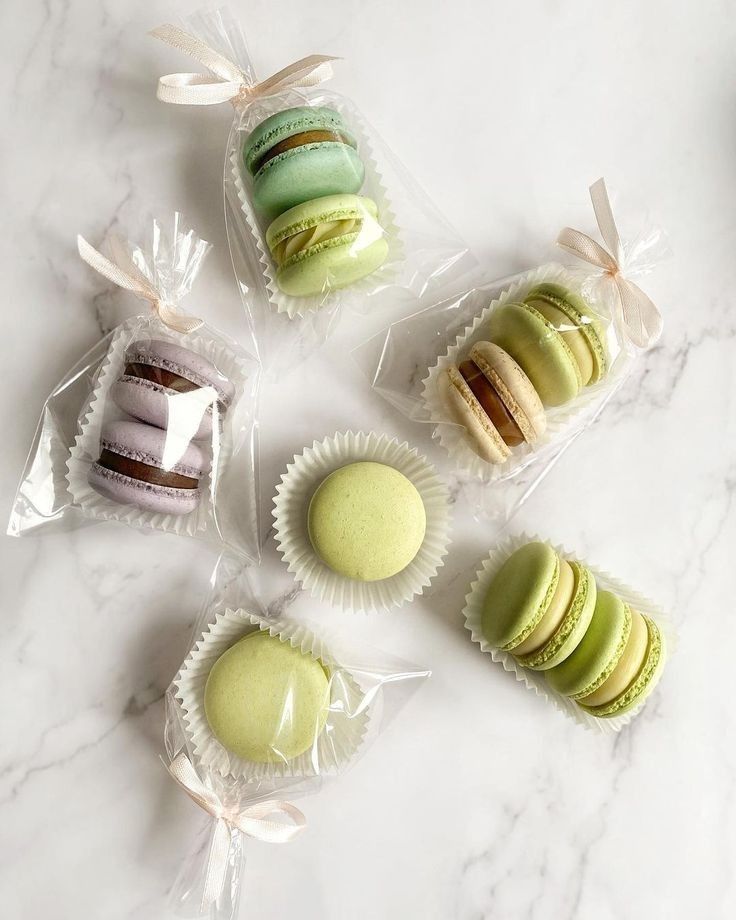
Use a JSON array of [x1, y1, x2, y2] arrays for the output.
[[88, 462, 201, 516], [526, 298, 595, 386], [524, 283, 607, 384], [307, 461, 426, 581], [204, 631, 331, 763], [481, 542, 560, 649], [266, 194, 377, 250], [111, 378, 215, 441], [488, 302, 582, 406], [468, 341, 546, 443], [546, 591, 631, 699], [253, 143, 364, 219], [514, 561, 597, 671], [243, 106, 355, 174], [100, 420, 207, 476], [579, 615, 664, 718], [276, 232, 388, 297], [439, 366, 510, 464]]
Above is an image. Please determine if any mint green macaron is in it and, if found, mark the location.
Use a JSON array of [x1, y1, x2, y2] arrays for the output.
[[546, 590, 632, 698], [204, 631, 330, 763], [267, 193, 389, 297], [308, 461, 426, 581], [481, 542, 561, 650], [488, 302, 582, 406]]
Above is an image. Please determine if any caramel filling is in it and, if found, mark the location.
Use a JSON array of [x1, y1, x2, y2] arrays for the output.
[[254, 129, 355, 172], [459, 360, 524, 447], [271, 217, 360, 266], [98, 449, 198, 490], [125, 363, 200, 395]]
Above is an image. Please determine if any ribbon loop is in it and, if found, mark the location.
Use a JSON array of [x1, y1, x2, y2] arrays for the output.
[[151, 23, 338, 106], [165, 753, 306, 908], [556, 178, 662, 349], [77, 235, 203, 335]]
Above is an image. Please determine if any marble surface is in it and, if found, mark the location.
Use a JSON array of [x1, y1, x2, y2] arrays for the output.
[[2, 1, 734, 918]]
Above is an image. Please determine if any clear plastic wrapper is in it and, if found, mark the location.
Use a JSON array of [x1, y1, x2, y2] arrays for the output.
[[152, 9, 473, 375], [355, 179, 667, 524], [8, 215, 261, 561], [462, 531, 675, 734], [164, 554, 430, 918]]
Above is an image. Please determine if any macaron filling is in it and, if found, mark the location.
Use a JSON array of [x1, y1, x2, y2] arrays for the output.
[[253, 130, 357, 174], [270, 217, 362, 267], [458, 360, 524, 447], [96, 448, 199, 489], [123, 348, 233, 409]]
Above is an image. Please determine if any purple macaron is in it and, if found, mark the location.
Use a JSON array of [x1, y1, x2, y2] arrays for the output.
[[88, 420, 209, 516], [111, 339, 236, 441]]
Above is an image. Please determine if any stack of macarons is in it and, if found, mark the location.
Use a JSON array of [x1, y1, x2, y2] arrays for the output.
[[243, 106, 389, 297], [204, 630, 331, 763], [441, 282, 607, 464], [307, 461, 426, 581], [481, 541, 665, 719], [88, 339, 234, 517]]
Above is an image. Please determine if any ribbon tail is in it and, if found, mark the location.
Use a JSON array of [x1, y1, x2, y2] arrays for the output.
[[156, 73, 243, 106], [150, 24, 245, 82], [615, 277, 663, 349], [589, 178, 624, 265], [257, 54, 340, 94], [201, 817, 232, 910], [556, 227, 617, 273], [156, 300, 204, 335]]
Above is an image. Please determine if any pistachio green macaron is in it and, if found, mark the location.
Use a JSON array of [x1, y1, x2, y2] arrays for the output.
[[308, 461, 426, 581], [204, 631, 330, 763]]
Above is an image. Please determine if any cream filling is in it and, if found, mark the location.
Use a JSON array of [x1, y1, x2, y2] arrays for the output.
[[271, 218, 360, 266], [513, 559, 575, 656], [579, 609, 648, 707]]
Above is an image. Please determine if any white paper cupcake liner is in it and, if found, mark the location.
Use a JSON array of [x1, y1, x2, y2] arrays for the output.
[[462, 532, 676, 734], [66, 317, 248, 538], [273, 430, 452, 613], [174, 608, 371, 782], [422, 263, 633, 483], [230, 96, 402, 319]]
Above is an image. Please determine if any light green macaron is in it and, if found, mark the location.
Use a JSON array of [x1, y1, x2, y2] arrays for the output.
[[266, 193, 389, 297], [546, 590, 632, 698], [523, 282, 607, 385], [488, 302, 582, 406], [308, 461, 426, 581], [204, 631, 330, 763], [481, 542, 561, 650]]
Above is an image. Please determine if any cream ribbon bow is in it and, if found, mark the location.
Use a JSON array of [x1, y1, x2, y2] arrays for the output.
[[77, 235, 203, 335], [151, 24, 338, 106], [166, 753, 307, 908], [556, 178, 663, 349]]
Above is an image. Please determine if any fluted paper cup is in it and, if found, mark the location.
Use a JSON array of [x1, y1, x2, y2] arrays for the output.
[[231, 96, 402, 319], [422, 263, 631, 483], [174, 608, 372, 782], [273, 430, 452, 613], [66, 318, 246, 538], [462, 532, 674, 734]]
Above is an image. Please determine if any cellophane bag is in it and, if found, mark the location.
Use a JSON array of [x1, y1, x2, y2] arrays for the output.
[[354, 179, 667, 524], [152, 7, 473, 376], [163, 554, 430, 919], [8, 214, 262, 562]]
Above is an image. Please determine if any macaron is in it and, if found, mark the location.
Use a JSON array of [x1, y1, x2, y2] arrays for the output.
[[308, 461, 426, 581], [523, 283, 607, 385], [481, 542, 596, 670], [577, 610, 664, 718], [111, 340, 235, 441], [440, 341, 546, 464], [88, 420, 207, 516], [546, 590, 632, 698], [204, 631, 331, 763], [488, 302, 582, 407], [243, 106, 364, 219], [266, 194, 389, 297]]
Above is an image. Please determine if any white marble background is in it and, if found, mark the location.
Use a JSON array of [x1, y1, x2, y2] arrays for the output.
[[1, 1, 734, 918]]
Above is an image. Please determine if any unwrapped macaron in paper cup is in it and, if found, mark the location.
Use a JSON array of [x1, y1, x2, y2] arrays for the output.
[[8, 214, 262, 563], [462, 532, 675, 734], [354, 179, 668, 522], [163, 554, 430, 920], [273, 430, 452, 614], [151, 7, 473, 376]]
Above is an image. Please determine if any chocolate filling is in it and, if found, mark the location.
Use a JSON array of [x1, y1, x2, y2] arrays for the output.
[[458, 360, 524, 447], [125, 363, 225, 413], [98, 448, 199, 489], [254, 129, 355, 173]]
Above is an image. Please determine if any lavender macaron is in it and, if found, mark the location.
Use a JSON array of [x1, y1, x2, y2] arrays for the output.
[[111, 340, 235, 441], [88, 420, 208, 516]]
